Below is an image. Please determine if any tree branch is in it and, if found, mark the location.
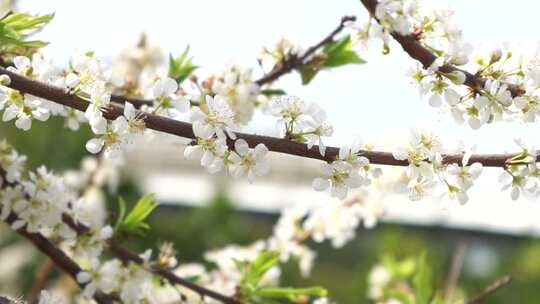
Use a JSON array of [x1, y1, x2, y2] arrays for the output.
[[464, 275, 512, 304], [0, 66, 533, 167], [359, 0, 524, 97], [109, 15, 356, 109]]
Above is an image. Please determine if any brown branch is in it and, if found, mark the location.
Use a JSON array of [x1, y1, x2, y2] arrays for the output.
[[444, 242, 467, 300], [464, 275, 512, 304], [109, 15, 356, 109], [359, 0, 524, 97], [0, 66, 533, 168]]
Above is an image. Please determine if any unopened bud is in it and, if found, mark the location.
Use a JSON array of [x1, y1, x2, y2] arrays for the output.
[[447, 71, 466, 85], [0, 75, 11, 86], [490, 48, 502, 63]]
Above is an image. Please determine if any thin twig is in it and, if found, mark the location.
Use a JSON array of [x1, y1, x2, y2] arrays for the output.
[[0, 66, 533, 168], [254, 15, 356, 86], [109, 15, 356, 109], [28, 258, 55, 304], [359, 0, 524, 97], [444, 242, 467, 301], [464, 275, 512, 304]]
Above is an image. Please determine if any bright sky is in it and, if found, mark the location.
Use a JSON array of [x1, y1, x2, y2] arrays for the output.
[[16, 1, 540, 233]]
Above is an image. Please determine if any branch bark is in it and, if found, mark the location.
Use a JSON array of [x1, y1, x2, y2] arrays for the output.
[[464, 275, 512, 304], [109, 15, 356, 109], [0, 66, 532, 168], [359, 0, 524, 97]]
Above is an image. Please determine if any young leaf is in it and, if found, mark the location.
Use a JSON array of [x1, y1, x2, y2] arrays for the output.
[[241, 251, 280, 287], [322, 36, 366, 68], [413, 252, 433, 304], [253, 286, 328, 301], [114, 196, 127, 232], [0, 12, 54, 54], [261, 88, 287, 96], [116, 193, 159, 236], [168, 46, 198, 83]]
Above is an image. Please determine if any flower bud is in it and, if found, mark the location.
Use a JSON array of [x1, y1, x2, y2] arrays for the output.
[[490, 48, 502, 63], [0, 74, 11, 86]]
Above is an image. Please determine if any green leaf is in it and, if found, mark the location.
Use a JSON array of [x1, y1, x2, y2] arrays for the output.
[[413, 252, 433, 304], [114, 196, 127, 232], [253, 286, 328, 300], [385, 289, 414, 304], [322, 36, 366, 68], [242, 251, 280, 287], [0, 12, 53, 55], [168, 46, 198, 83], [261, 88, 286, 96], [298, 63, 320, 85], [116, 193, 159, 236], [2, 12, 54, 31]]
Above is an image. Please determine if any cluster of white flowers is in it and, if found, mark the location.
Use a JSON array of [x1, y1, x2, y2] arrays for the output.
[[185, 95, 270, 182], [346, 0, 540, 128], [267, 95, 333, 156], [144, 77, 190, 118], [276, 197, 384, 250], [367, 264, 393, 301], [393, 130, 482, 204], [1, 59, 52, 130], [313, 137, 381, 199], [348, 0, 468, 57], [211, 65, 260, 124], [411, 48, 535, 129], [0, 142, 174, 303], [499, 139, 540, 200], [0, 53, 150, 159]]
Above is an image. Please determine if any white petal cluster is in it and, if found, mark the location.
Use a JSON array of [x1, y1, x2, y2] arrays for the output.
[[267, 95, 333, 156], [211, 65, 260, 124], [367, 264, 392, 301], [229, 139, 270, 182], [0, 142, 176, 304], [0, 54, 150, 159], [186, 96, 270, 182], [393, 130, 482, 203], [0, 86, 50, 131], [499, 139, 540, 200], [146, 77, 189, 118], [313, 138, 379, 199], [38, 290, 64, 304], [191, 95, 237, 140]]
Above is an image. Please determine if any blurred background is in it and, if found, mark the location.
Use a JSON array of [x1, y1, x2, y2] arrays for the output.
[[2, 0, 540, 303]]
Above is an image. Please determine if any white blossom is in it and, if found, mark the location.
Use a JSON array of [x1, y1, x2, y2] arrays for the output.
[[229, 139, 269, 182]]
